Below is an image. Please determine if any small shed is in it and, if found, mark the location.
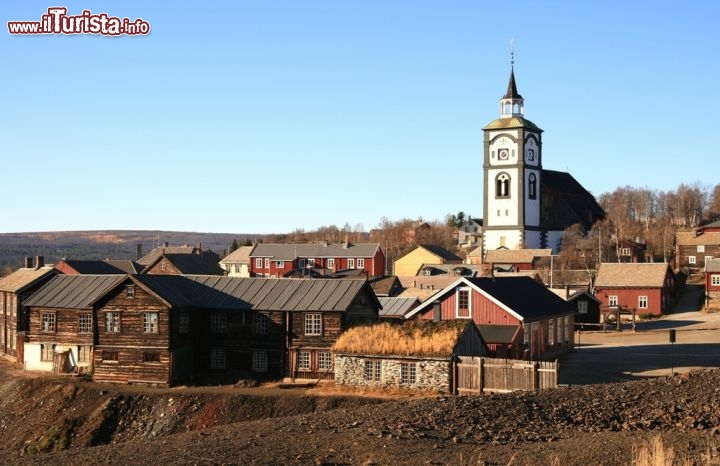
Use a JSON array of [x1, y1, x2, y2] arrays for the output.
[[568, 291, 602, 325], [332, 320, 486, 393]]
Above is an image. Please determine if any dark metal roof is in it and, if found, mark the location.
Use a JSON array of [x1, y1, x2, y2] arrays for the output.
[[185, 276, 381, 311], [407, 276, 574, 321], [503, 68, 522, 100], [23, 275, 127, 309], [418, 244, 463, 262], [476, 324, 519, 344], [145, 253, 225, 275], [137, 246, 198, 266], [540, 170, 605, 229], [251, 242, 380, 260], [378, 297, 420, 318], [59, 259, 140, 274]]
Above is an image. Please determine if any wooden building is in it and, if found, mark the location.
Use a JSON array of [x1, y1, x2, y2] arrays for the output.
[[567, 291, 602, 325], [675, 221, 720, 272], [404, 276, 576, 360], [704, 259, 720, 310], [55, 259, 141, 275], [0, 258, 56, 359], [22, 275, 380, 385], [393, 244, 463, 277], [594, 263, 676, 317], [249, 242, 385, 278]]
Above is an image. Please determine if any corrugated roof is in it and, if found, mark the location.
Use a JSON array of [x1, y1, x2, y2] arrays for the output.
[[185, 276, 379, 311], [23, 275, 127, 309], [59, 260, 140, 274], [251, 243, 380, 260], [378, 297, 420, 318], [0, 267, 56, 293], [594, 263, 672, 288]]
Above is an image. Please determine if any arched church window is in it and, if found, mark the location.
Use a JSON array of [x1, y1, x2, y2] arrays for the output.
[[495, 173, 510, 198], [528, 173, 537, 199]]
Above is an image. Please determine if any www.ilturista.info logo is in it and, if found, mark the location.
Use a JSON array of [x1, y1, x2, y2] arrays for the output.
[[8, 7, 150, 36]]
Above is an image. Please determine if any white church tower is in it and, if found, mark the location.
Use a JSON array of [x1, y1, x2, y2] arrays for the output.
[[482, 64, 544, 251]]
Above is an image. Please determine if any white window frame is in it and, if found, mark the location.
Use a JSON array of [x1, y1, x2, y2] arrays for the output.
[[712, 275, 720, 286], [297, 351, 311, 371], [364, 359, 381, 381], [304, 313, 322, 336], [40, 343, 56, 361], [252, 350, 268, 372], [143, 312, 159, 333], [689, 256, 696, 264], [456, 287, 471, 318], [264, 258, 270, 269], [106, 312, 121, 333], [255, 258, 263, 269], [620, 247, 631, 256], [577, 301, 588, 315], [638, 296, 648, 309], [78, 313, 93, 333], [125, 285, 135, 299], [357, 258, 365, 269], [307, 258, 315, 267], [77, 345, 91, 363], [348, 258, 355, 269], [327, 258, 335, 269], [608, 295, 618, 306], [548, 318, 555, 345], [41, 312, 56, 332], [400, 362, 417, 385], [298, 258, 306, 268], [698, 245, 705, 253], [275, 260, 284, 268], [318, 352, 333, 371]]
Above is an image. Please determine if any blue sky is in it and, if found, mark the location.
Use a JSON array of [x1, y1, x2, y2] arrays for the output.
[[2, 1, 719, 234]]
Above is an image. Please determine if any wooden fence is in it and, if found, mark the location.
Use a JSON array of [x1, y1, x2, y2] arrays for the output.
[[454, 357, 558, 395]]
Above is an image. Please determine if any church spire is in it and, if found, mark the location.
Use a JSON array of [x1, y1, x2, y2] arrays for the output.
[[500, 42, 524, 118]]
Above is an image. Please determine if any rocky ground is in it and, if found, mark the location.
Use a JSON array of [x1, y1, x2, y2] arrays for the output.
[[1, 357, 719, 466]]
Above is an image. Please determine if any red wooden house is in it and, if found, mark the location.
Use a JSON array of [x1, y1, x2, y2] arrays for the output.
[[704, 259, 720, 310], [249, 242, 385, 278], [594, 262, 676, 317], [675, 221, 720, 272], [404, 276, 575, 360]]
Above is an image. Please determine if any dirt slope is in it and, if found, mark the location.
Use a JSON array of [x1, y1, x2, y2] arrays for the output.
[[1, 360, 719, 465]]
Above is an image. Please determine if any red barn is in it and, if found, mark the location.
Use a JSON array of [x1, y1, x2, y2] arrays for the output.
[[594, 263, 676, 317]]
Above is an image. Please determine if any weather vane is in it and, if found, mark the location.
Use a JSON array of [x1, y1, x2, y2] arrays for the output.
[[510, 38, 515, 68]]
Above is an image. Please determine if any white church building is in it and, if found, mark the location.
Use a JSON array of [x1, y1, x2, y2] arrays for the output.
[[481, 67, 604, 254]]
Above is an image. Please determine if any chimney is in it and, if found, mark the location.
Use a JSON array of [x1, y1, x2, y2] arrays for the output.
[[432, 301, 441, 322], [24, 257, 32, 268], [35, 256, 44, 269], [136, 244, 143, 260], [197, 243, 202, 254]]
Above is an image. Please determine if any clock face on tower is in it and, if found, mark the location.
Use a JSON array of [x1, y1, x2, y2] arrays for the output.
[[498, 149, 509, 160], [527, 148, 535, 161]]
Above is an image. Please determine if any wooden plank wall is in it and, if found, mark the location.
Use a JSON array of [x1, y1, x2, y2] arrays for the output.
[[454, 356, 558, 395]]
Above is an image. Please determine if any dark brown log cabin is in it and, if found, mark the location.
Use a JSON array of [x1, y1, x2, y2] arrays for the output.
[[23, 275, 380, 384], [0, 258, 56, 361], [185, 276, 381, 381]]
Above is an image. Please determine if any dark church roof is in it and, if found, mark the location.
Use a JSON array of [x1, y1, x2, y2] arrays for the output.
[[540, 170, 605, 230], [503, 68, 522, 100]]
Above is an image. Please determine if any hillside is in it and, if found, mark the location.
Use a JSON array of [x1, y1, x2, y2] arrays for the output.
[[1, 358, 718, 465], [0, 230, 258, 274]]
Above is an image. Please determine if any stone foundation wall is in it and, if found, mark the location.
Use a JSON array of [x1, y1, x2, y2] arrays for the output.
[[334, 354, 451, 393]]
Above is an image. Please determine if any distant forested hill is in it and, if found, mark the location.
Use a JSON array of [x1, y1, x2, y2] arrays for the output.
[[0, 231, 258, 275]]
